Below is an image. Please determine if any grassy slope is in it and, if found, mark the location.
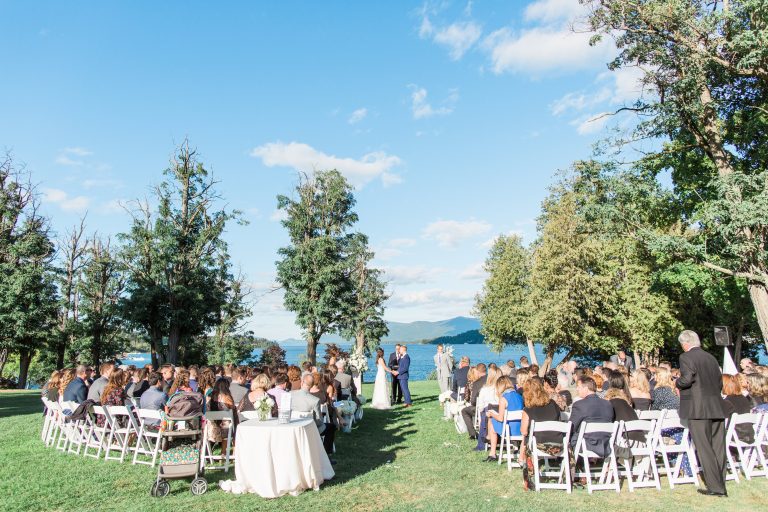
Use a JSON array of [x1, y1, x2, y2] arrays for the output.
[[1, 382, 765, 512]]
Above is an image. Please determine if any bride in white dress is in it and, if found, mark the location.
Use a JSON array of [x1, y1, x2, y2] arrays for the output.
[[371, 347, 392, 410]]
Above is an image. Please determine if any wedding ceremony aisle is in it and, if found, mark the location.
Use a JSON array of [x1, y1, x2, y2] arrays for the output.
[[3, 383, 768, 512]]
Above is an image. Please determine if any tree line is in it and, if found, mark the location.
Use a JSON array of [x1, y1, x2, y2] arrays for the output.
[[475, 0, 768, 372]]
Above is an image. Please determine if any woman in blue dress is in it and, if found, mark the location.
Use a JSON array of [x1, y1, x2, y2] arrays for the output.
[[484, 376, 524, 462]]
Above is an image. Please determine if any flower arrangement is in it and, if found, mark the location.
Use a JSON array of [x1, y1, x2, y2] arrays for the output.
[[253, 395, 275, 420], [348, 349, 369, 373], [335, 399, 357, 416], [444, 344, 455, 364], [356, 394, 367, 405], [438, 390, 453, 404]]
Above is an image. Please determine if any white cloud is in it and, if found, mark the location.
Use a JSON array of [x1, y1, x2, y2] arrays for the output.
[[381, 172, 403, 187], [348, 108, 368, 125], [550, 89, 611, 116], [409, 85, 458, 120], [251, 141, 402, 188], [525, 0, 586, 24], [422, 219, 492, 248], [460, 262, 486, 280], [269, 209, 288, 222], [389, 288, 475, 307], [82, 178, 123, 189], [433, 21, 483, 60], [383, 265, 445, 285], [571, 112, 611, 135], [43, 188, 90, 212], [64, 147, 93, 156], [389, 238, 417, 248], [483, 27, 612, 75], [55, 155, 84, 167]]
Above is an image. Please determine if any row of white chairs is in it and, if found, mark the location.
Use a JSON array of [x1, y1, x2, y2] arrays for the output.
[[479, 407, 768, 492]]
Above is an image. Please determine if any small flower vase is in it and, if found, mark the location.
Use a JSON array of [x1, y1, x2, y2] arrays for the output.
[[341, 414, 353, 433], [257, 410, 269, 421]]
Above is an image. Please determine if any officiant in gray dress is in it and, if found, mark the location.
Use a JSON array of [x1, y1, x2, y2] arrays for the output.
[[434, 344, 453, 393]]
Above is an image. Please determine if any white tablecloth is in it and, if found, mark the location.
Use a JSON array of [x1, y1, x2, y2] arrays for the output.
[[219, 418, 335, 498]]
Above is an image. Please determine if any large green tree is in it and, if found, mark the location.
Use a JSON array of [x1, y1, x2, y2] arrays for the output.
[[473, 234, 538, 364], [275, 170, 359, 365], [587, 0, 768, 349]]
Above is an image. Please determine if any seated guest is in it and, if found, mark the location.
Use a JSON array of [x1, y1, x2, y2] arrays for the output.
[[629, 370, 652, 410], [722, 374, 753, 442], [267, 373, 290, 407], [301, 361, 312, 378], [63, 365, 89, 405], [519, 377, 563, 490], [188, 366, 199, 392], [568, 376, 614, 455], [747, 373, 768, 412], [87, 362, 114, 402], [484, 376, 523, 462], [208, 379, 237, 452], [43, 370, 62, 403], [651, 367, 679, 411], [543, 370, 568, 411], [558, 360, 577, 391], [293, 374, 336, 461], [519, 356, 529, 369], [451, 356, 470, 400], [287, 365, 302, 391], [604, 371, 644, 442], [461, 363, 488, 439], [97, 368, 128, 427], [127, 368, 150, 398], [593, 373, 606, 398], [197, 367, 216, 408], [475, 367, 502, 451], [229, 368, 249, 406], [334, 360, 359, 405], [160, 364, 175, 395], [740, 358, 755, 373], [139, 372, 168, 426], [499, 359, 514, 377], [238, 373, 277, 417]]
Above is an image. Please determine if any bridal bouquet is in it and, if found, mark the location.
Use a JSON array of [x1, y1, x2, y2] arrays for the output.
[[348, 350, 369, 373], [253, 395, 275, 421], [444, 344, 455, 364]]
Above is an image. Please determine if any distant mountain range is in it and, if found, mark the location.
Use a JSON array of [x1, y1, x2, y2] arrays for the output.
[[276, 316, 481, 346], [427, 329, 484, 345]]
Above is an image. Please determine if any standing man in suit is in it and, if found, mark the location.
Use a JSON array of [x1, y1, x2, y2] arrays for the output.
[[393, 345, 412, 407], [610, 350, 635, 372], [676, 330, 727, 497], [461, 363, 487, 439], [389, 344, 402, 404], [434, 344, 453, 393]]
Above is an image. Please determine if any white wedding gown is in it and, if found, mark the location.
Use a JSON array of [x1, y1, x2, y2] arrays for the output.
[[371, 358, 391, 410]]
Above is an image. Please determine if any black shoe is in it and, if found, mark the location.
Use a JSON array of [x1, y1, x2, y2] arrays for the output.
[[697, 489, 727, 497], [329, 458, 337, 465], [483, 455, 497, 463], [469, 435, 477, 440]]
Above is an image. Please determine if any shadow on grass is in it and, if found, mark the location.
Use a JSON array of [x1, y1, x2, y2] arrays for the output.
[[0, 391, 42, 419]]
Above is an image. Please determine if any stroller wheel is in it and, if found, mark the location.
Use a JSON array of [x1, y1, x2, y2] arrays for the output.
[[190, 477, 208, 495], [151, 479, 170, 497]]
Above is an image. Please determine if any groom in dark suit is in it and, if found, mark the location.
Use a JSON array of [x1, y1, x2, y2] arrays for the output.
[[393, 345, 412, 407], [389, 344, 402, 404]]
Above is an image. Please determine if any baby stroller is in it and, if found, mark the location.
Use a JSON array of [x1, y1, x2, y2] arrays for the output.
[[150, 391, 207, 497]]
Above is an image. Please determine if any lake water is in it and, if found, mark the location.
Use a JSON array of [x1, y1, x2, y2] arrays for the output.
[[122, 343, 568, 382]]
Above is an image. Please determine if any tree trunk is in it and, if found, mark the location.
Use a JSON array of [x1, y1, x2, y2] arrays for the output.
[[540, 346, 556, 376], [168, 323, 181, 365], [17, 349, 33, 389], [748, 283, 768, 353], [306, 335, 318, 366], [0, 348, 8, 377], [355, 332, 365, 354], [733, 315, 745, 364], [91, 331, 102, 368], [526, 337, 539, 367]]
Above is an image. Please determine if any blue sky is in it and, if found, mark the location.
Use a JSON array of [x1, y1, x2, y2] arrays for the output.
[[0, 1, 643, 340]]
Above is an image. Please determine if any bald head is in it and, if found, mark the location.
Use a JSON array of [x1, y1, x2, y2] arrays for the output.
[[301, 373, 314, 390]]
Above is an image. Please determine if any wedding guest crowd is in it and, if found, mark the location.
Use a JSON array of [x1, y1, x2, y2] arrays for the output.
[[447, 331, 768, 496]]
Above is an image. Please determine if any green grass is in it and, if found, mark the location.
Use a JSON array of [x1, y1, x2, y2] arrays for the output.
[[1, 382, 766, 512]]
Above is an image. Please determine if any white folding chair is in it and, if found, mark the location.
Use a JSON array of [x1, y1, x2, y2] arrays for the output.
[[291, 410, 314, 420], [202, 410, 234, 472], [499, 410, 524, 470], [653, 411, 699, 488], [55, 401, 78, 452], [617, 419, 661, 491], [41, 398, 53, 442], [104, 405, 134, 462], [725, 412, 767, 481], [528, 420, 572, 493], [573, 422, 621, 493], [132, 408, 163, 466], [320, 403, 331, 423], [67, 409, 91, 456], [83, 405, 110, 459], [45, 400, 64, 448], [637, 410, 663, 421], [456, 386, 466, 401]]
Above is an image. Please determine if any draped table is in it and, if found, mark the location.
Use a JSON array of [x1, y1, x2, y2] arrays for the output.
[[219, 418, 335, 498]]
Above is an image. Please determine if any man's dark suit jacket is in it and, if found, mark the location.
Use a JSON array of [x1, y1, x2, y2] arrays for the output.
[[388, 352, 399, 370], [609, 354, 635, 372], [452, 366, 469, 393], [569, 393, 614, 451], [63, 377, 88, 404], [469, 374, 487, 407], [675, 347, 725, 420]]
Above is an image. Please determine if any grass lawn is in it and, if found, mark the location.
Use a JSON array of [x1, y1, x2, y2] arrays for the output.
[[1, 381, 766, 512]]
